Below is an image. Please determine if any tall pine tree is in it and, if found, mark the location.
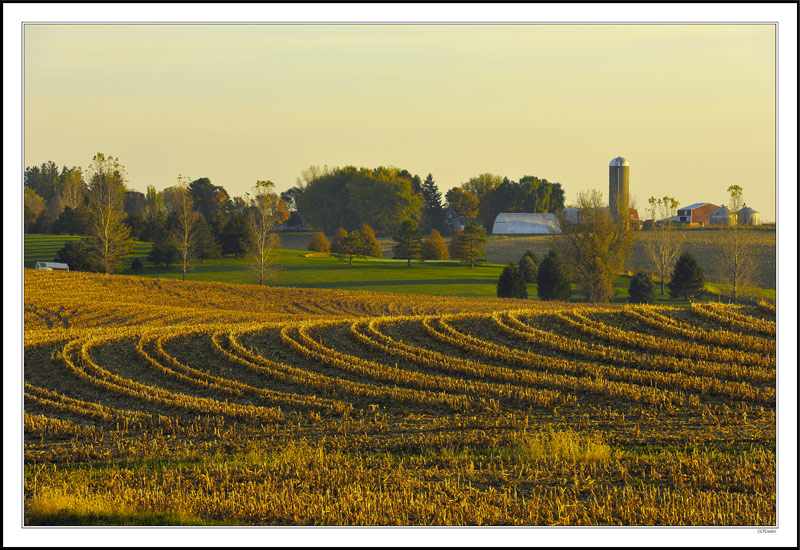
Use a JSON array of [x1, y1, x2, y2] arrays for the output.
[[668, 253, 706, 301], [392, 220, 423, 267], [537, 249, 571, 301], [497, 261, 528, 299], [420, 173, 445, 233]]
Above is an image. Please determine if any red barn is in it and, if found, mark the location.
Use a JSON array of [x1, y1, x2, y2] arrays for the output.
[[676, 203, 718, 226]]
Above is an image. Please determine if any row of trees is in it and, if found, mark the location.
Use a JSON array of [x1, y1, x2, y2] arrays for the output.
[[283, 166, 565, 235], [29, 153, 289, 283]]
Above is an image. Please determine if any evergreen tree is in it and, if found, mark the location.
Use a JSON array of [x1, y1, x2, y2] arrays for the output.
[[668, 252, 706, 301], [448, 221, 487, 268], [52, 206, 90, 235], [54, 240, 92, 271], [421, 229, 449, 260], [537, 249, 571, 301], [194, 217, 222, 263], [30, 210, 54, 234], [123, 213, 147, 241], [628, 271, 656, 304], [392, 220, 423, 267], [147, 234, 180, 267], [219, 214, 248, 258], [519, 250, 539, 283], [420, 173, 445, 233], [497, 261, 528, 299]]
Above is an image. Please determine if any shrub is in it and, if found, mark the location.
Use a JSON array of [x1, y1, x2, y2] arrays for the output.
[[421, 229, 449, 261], [668, 252, 706, 301], [307, 232, 330, 253], [497, 261, 528, 299], [537, 249, 571, 301], [147, 237, 180, 267], [54, 240, 93, 272], [628, 271, 656, 304], [130, 258, 143, 271], [360, 224, 382, 257]]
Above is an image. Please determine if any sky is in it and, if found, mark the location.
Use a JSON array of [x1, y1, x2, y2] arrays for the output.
[[23, 23, 778, 220]]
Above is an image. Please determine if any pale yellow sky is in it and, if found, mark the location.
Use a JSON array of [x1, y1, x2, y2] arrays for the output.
[[24, 24, 776, 219]]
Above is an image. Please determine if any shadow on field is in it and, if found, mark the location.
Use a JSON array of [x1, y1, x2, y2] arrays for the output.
[[287, 278, 494, 289]]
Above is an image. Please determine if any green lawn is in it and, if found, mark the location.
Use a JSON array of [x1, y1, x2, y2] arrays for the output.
[[24, 234, 775, 303], [131, 250, 510, 297], [24, 234, 151, 270]]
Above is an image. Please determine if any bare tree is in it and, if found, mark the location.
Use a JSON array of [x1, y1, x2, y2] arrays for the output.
[[86, 153, 132, 273], [644, 196, 683, 295], [245, 180, 289, 285], [170, 176, 200, 281], [554, 190, 634, 302], [720, 185, 757, 303]]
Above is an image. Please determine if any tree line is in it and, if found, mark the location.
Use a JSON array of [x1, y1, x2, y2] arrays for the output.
[[25, 154, 289, 283], [283, 166, 565, 235]]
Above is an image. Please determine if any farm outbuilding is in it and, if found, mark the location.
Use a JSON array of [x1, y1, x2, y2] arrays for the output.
[[676, 203, 718, 226], [737, 206, 760, 226], [34, 262, 69, 271], [709, 206, 737, 226], [492, 213, 561, 235]]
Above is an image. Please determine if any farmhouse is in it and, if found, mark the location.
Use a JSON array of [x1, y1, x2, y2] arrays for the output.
[[34, 261, 69, 271], [444, 209, 475, 233]]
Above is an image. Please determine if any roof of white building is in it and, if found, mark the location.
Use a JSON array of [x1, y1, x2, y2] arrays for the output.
[[492, 213, 561, 235], [35, 262, 69, 269]]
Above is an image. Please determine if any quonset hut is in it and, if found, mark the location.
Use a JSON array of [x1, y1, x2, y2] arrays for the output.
[[491, 213, 561, 235]]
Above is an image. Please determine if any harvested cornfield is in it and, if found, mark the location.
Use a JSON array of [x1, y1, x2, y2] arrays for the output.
[[23, 269, 776, 526]]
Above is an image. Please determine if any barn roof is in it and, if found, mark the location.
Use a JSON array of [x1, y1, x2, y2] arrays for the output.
[[678, 202, 713, 211]]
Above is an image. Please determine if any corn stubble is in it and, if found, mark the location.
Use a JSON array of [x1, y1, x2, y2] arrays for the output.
[[23, 269, 776, 526]]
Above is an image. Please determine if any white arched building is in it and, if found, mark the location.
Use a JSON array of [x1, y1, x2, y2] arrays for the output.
[[491, 213, 562, 235]]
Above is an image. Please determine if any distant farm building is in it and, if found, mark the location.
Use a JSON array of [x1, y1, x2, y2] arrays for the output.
[[444, 209, 475, 233], [709, 206, 737, 226], [492, 213, 560, 235], [737, 206, 760, 226], [676, 203, 718, 226], [34, 262, 69, 271]]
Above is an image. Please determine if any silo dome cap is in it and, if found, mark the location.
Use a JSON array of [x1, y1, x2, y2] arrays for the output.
[[609, 157, 629, 167]]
